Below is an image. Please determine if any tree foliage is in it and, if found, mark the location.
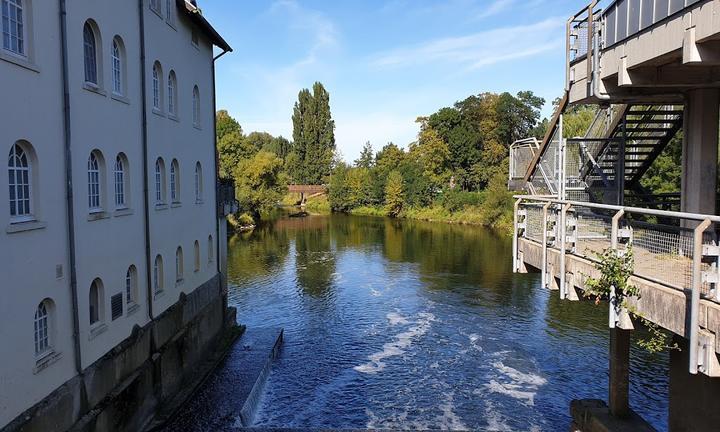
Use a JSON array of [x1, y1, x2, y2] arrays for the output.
[[384, 171, 404, 217], [292, 82, 336, 184], [234, 151, 287, 219]]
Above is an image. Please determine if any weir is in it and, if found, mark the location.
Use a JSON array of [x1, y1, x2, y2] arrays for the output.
[[509, 1, 720, 430]]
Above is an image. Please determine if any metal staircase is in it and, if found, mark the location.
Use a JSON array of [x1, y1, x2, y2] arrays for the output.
[[580, 105, 683, 192]]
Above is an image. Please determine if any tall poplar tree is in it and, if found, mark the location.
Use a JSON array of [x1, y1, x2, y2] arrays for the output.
[[291, 82, 336, 184]]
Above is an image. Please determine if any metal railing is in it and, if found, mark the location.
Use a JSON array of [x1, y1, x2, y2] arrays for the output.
[[509, 138, 540, 182], [513, 195, 720, 375]]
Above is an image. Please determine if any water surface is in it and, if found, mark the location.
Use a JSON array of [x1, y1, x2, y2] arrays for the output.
[[219, 214, 668, 430]]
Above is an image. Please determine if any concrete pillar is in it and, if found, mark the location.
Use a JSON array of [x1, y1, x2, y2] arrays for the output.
[[609, 328, 631, 418], [681, 89, 719, 215], [669, 336, 720, 431]]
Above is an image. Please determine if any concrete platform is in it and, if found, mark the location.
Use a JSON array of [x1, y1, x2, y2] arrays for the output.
[[570, 399, 657, 432], [149, 327, 284, 431]]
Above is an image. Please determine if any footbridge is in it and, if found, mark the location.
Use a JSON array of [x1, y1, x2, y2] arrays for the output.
[[509, 1, 720, 430]]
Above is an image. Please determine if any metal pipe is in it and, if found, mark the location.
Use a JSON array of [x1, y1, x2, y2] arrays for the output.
[[559, 203, 573, 299], [59, 0, 82, 375], [591, 7, 611, 101], [541, 202, 552, 288], [512, 195, 720, 223], [139, 0, 153, 321], [512, 198, 523, 273], [689, 218, 712, 374], [212, 48, 230, 293]]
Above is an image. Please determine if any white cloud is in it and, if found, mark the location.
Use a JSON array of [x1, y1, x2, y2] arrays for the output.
[[371, 17, 564, 70]]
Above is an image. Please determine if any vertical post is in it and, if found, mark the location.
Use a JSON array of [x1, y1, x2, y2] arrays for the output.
[[609, 209, 625, 328], [559, 115, 565, 200], [586, 1, 596, 83], [559, 203, 572, 299], [609, 327, 631, 418], [541, 202, 552, 288], [689, 219, 712, 374], [512, 198, 523, 273], [617, 117, 626, 206]]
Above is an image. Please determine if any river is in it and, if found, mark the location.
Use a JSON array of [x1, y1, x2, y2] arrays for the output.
[[192, 213, 669, 430]]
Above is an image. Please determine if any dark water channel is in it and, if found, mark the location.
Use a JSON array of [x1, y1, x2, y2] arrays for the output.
[[195, 213, 669, 430]]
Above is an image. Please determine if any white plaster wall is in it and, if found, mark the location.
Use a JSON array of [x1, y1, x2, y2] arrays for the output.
[[143, 2, 219, 316], [0, 1, 77, 427], [66, 0, 150, 369]]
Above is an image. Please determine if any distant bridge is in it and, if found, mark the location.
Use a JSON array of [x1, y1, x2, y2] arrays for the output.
[[287, 185, 327, 195]]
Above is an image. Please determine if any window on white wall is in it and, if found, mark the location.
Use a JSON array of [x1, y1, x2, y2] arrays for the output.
[[87, 151, 103, 212], [192, 85, 200, 127], [150, 0, 161, 14], [111, 37, 125, 96], [34, 300, 51, 356], [208, 235, 213, 263], [168, 71, 177, 116], [83, 22, 98, 85], [89, 279, 104, 325], [165, 0, 175, 25], [126, 265, 137, 305], [176, 246, 183, 283], [154, 255, 164, 294], [155, 157, 165, 204], [194, 162, 202, 202], [2, 0, 25, 56], [170, 159, 179, 203], [114, 154, 127, 209], [152, 62, 162, 110], [8, 142, 33, 221], [193, 240, 200, 272]]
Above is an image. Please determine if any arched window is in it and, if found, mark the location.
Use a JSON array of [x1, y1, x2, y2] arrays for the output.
[[114, 154, 128, 209], [170, 159, 179, 203], [175, 246, 183, 283], [111, 37, 125, 95], [194, 162, 202, 202], [192, 86, 200, 127], [126, 265, 137, 304], [87, 151, 103, 212], [89, 279, 104, 325], [154, 255, 164, 294], [83, 22, 98, 84], [2, 0, 25, 55], [34, 300, 52, 356], [167, 71, 177, 115], [208, 235, 213, 263], [152, 62, 162, 110], [8, 142, 32, 220], [155, 157, 165, 204], [193, 240, 200, 272], [150, 0, 161, 14]]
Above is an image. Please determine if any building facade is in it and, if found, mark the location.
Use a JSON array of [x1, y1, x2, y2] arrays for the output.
[[0, 0, 232, 429]]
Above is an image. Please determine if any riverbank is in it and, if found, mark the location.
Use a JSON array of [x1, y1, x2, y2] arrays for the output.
[[297, 191, 514, 234]]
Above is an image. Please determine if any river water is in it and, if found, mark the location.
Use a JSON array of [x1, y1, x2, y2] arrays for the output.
[[219, 213, 668, 430]]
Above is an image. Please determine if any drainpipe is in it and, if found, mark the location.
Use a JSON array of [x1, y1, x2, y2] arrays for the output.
[[590, 4, 611, 101], [59, 0, 83, 375], [139, 0, 154, 320]]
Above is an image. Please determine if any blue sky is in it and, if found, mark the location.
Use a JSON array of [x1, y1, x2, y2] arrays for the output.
[[202, 0, 582, 161]]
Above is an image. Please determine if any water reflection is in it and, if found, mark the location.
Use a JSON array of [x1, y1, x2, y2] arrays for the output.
[[214, 213, 670, 431]]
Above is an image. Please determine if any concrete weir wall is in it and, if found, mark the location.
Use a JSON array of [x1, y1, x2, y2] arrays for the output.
[[3, 274, 234, 432]]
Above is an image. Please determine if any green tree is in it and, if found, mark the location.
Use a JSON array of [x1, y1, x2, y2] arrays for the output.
[[355, 141, 374, 168], [217, 110, 242, 142], [292, 82, 336, 184], [245, 131, 275, 153], [234, 151, 287, 219], [410, 121, 451, 194], [384, 170, 405, 217], [328, 162, 353, 212]]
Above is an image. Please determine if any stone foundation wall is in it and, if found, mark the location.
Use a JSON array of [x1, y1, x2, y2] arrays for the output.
[[4, 273, 233, 432]]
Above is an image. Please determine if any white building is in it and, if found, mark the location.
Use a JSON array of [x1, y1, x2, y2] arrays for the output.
[[0, 0, 232, 429]]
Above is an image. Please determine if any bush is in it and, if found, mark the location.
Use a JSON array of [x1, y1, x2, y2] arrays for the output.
[[440, 189, 485, 212]]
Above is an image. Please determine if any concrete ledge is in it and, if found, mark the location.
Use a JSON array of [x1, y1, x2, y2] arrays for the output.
[[570, 399, 656, 432], [157, 327, 284, 431]]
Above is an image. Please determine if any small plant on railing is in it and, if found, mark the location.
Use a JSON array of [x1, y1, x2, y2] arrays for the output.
[[584, 244, 678, 354]]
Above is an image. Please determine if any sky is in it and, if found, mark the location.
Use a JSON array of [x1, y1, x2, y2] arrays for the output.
[[201, 0, 583, 162]]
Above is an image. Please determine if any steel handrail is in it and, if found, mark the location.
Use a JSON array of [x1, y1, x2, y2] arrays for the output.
[[514, 195, 720, 223]]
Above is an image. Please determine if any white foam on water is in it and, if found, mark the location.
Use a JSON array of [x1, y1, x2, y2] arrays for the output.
[[370, 288, 381, 297], [481, 361, 547, 406], [354, 312, 435, 374], [483, 404, 512, 432], [437, 393, 469, 431], [386, 311, 409, 326]]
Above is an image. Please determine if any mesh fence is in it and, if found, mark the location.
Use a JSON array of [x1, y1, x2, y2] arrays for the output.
[[510, 142, 536, 180], [524, 204, 545, 243], [574, 208, 613, 260]]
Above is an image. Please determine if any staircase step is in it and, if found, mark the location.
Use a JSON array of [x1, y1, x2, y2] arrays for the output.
[[627, 109, 683, 115], [624, 119, 681, 124]]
